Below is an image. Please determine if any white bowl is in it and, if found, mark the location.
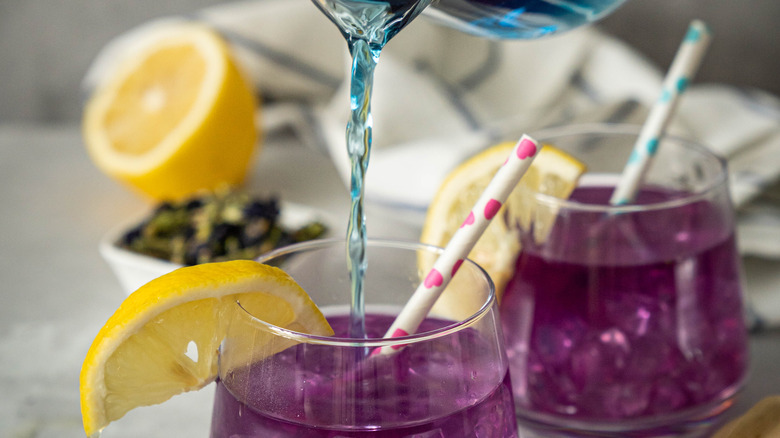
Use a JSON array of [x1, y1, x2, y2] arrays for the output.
[[100, 202, 336, 295]]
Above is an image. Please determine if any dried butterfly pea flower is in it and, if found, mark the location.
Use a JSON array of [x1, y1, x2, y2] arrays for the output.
[[119, 189, 327, 265]]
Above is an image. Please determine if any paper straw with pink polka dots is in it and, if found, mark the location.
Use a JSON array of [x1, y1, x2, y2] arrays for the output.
[[373, 135, 541, 356], [610, 19, 712, 206]]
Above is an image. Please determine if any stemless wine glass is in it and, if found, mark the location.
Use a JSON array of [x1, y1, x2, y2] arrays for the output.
[[499, 124, 750, 437], [210, 239, 518, 437]]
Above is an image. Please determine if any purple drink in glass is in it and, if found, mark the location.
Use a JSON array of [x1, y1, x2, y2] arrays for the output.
[[499, 125, 749, 437], [211, 314, 517, 437], [210, 239, 518, 437]]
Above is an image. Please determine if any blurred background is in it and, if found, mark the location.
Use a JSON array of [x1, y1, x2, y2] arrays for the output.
[[1, 0, 778, 124]]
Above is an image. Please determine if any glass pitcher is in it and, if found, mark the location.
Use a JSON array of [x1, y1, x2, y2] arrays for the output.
[[427, 0, 628, 39]]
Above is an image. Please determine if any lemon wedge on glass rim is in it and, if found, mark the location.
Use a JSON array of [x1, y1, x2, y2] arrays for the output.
[[82, 22, 259, 201], [420, 141, 586, 319], [79, 260, 333, 437]]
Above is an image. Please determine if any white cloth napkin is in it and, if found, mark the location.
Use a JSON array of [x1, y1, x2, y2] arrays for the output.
[[83, 0, 780, 326]]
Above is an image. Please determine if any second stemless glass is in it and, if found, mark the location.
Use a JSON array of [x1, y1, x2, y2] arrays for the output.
[[500, 124, 750, 437], [210, 239, 518, 437]]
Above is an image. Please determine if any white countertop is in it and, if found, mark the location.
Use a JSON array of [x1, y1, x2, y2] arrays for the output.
[[1, 124, 778, 437]]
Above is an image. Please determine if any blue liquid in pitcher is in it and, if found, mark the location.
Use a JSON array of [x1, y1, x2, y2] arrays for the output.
[[311, 0, 431, 337], [429, 0, 628, 39]]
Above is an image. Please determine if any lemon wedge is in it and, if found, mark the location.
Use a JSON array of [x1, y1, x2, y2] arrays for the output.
[[420, 141, 586, 317], [83, 22, 259, 201], [79, 260, 332, 437]]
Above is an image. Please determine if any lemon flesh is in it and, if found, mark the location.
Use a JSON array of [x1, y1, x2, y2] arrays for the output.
[[79, 260, 333, 437], [83, 23, 259, 201], [104, 45, 207, 156], [420, 142, 586, 318]]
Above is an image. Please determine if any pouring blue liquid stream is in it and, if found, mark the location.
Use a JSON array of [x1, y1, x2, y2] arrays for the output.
[[310, 0, 628, 338], [310, 0, 432, 338]]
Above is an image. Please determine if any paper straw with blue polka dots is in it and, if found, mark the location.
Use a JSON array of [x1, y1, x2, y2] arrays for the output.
[[609, 20, 712, 206]]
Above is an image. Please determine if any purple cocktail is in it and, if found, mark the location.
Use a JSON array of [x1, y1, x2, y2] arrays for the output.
[[499, 125, 749, 437], [211, 314, 516, 437], [210, 239, 518, 437]]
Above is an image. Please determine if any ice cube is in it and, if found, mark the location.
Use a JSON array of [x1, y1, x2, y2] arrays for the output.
[[605, 292, 674, 338], [600, 381, 651, 418], [570, 328, 630, 391], [648, 377, 689, 414], [532, 318, 586, 366]]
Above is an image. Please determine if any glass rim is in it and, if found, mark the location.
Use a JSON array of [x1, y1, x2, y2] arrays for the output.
[[236, 238, 497, 348], [527, 122, 730, 213]]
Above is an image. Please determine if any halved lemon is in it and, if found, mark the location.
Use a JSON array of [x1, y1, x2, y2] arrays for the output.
[[421, 141, 586, 318], [83, 22, 259, 201], [79, 260, 333, 437]]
